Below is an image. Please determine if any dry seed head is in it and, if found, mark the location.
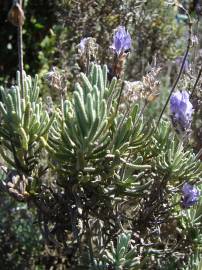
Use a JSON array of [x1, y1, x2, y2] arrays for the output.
[[112, 52, 128, 78], [77, 37, 98, 59], [8, 2, 25, 27], [7, 174, 29, 202], [142, 67, 161, 101], [45, 67, 63, 91], [123, 80, 143, 102], [77, 37, 99, 72]]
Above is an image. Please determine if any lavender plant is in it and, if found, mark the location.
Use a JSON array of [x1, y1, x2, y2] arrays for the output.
[[0, 4, 202, 269], [0, 58, 201, 268]]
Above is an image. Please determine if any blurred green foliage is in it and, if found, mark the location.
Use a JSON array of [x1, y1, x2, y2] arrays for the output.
[[0, 0, 189, 83], [0, 0, 57, 85], [0, 193, 43, 269]]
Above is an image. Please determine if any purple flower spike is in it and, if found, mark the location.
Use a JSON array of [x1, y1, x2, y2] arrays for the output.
[[170, 90, 194, 133], [111, 26, 132, 55], [182, 183, 200, 208]]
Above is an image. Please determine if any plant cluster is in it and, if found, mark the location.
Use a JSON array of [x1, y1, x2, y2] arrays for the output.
[[0, 1, 202, 269]]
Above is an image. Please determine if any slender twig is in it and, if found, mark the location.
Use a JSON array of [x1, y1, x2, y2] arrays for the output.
[[196, 148, 202, 159], [114, 80, 125, 116], [17, 0, 24, 98], [86, 217, 96, 268], [156, 13, 192, 128], [192, 17, 199, 74], [190, 66, 202, 98]]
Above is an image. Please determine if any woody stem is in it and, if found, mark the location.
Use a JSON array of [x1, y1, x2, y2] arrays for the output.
[[17, 0, 24, 98]]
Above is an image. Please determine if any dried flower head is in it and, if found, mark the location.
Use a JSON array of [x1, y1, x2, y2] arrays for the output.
[[141, 67, 161, 102], [77, 37, 98, 72], [45, 67, 64, 91], [8, 2, 25, 27], [77, 37, 98, 58], [120, 67, 161, 106], [110, 26, 132, 55], [182, 182, 200, 208], [110, 53, 128, 79], [170, 90, 194, 136], [122, 80, 143, 104], [6, 173, 29, 202]]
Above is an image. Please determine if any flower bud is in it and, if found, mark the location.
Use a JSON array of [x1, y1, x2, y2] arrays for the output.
[[110, 26, 132, 78], [170, 90, 194, 137], [182, 183, 200, 208], [8, 2, 25, 27], [110, 26, 132, 56]]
